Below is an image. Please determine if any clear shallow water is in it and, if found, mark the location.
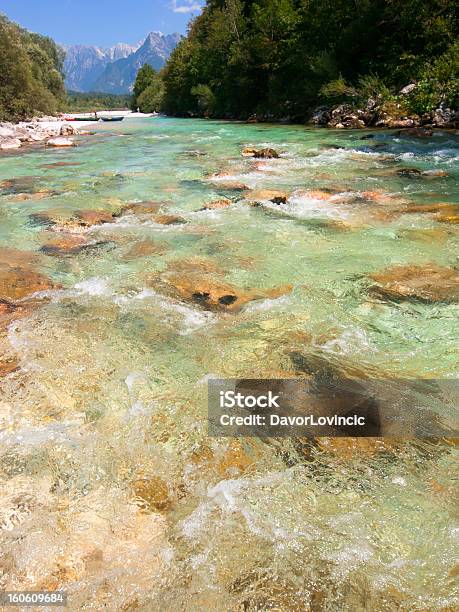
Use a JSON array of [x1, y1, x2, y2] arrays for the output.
[[0, 118, 458, 610]]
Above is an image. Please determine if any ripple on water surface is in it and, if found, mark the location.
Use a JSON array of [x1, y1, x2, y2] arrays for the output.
[[0, 118, 458, 608]]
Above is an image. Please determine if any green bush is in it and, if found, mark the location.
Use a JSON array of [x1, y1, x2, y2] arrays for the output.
[[406, 42, 459, 114], [191, 84, 216, 112], [137, 83, 164, 113], [357, 74, 391, 101], [319, 77, 357, 102]]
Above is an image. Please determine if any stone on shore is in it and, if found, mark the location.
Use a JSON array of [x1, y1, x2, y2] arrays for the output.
[[0, 138, 21, 150], [370, 264, 459, 303], [47, 137, 75, 147]]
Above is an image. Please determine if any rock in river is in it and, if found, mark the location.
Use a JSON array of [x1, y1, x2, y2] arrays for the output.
[[47, 137, 75, 147], [121, 201, 165, 216], [0, 267, 57, 301], [153, 214, 186, 225], [370, 264, 459, 303], [199, 199, 232, 211], [244, 189, 288, 205], [242, 147, 279, 159], [31, 209, 118, 232], [149, 271, 292, 313]]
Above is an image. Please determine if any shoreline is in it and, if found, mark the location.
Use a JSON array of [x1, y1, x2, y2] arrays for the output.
[[0, 111, 155, 152]]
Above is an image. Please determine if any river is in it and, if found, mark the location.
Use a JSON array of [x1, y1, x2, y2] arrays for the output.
[[0, 117, 458, 610]]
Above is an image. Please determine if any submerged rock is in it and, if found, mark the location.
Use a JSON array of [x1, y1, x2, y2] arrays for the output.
[[39, 234, 113, 257], [397, 127, 433, 138], [199, 199, 232, 211], [75, 210, 116, 226], [132, 475, 171, 513], [0, 267, 56, 301], [149, 271, 292, 313], [244, 189, 288, 205], [9, 190, 56, 202], [242, 147, 279, 159], [121, 201, 165, 216], [370, 264, 459, 303], [122, 240, 167, 260], [153, 214, 186, 225], [40, 234, 89, 255], [1, 176, 40, 194], [421, 169, 449, 178], [40, 161, 82, 169], [30, 209, 118, 233], [396, 168, 422, 178]]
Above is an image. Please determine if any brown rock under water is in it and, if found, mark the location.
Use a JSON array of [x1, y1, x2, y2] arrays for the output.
[[148, 271, 292, 313], [121, 201, 165, 216], [217, 441, 256, 477], [0, 354, 19, 377], [315, 437, 398, 460], [244, 189, 288, 204], [370, 264, 459, 303], [242, 147, 279, 159], [40, 162, 82, 169], [30, 209, 118, 233], [122, 239, 167, 260], [166, 257, 223, 275], [75, 210, 116, 226], [199, 199, 232, 211], [40, 234, 89, 256], [153, 214, 186, 225], [132, 476, 171, 513], [0, 267, 56, 301]]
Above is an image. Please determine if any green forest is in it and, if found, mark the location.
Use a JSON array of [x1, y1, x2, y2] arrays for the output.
[[65, 92, 131, 113], [0, 14, 66, 121], [1, 2, 458, 123], [160, 0, 458, 120]]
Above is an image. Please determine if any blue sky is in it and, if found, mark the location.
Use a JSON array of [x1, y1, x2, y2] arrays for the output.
[[0, 0, 204, 46]]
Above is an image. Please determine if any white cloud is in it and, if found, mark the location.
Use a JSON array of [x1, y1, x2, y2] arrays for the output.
[[170, 1, 203, 14]]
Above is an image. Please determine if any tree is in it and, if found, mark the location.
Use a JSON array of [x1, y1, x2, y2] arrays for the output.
[[161, 0, 458, 120], [0, 14, 66, 121], [131, 64, 160, 110]]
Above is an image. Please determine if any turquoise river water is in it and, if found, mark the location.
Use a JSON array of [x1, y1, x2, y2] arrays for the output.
[[0, 118, 458, 610]]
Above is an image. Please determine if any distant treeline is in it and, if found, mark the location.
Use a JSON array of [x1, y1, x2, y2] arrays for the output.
[[65, 91, 131, 112], [0, 14, 66, 121], [158, 0, 458, 120]]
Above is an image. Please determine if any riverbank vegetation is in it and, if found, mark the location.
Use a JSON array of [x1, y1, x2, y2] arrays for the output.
[[65, 91, 131, 113], [130, 65, 164, 113], [0, 14, 66, 121], [160, 0, 458, 122]]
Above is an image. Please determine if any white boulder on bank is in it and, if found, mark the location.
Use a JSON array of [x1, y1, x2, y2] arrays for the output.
[[0, 138, 22, 150], [0, 119, 82, 151], [47, 136, 75, 147]]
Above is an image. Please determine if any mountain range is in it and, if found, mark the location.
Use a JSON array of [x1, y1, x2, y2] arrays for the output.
[[63, 32, 181, 94]]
